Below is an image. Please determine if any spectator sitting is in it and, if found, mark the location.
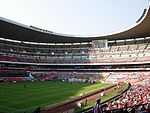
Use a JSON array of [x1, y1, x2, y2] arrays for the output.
[[77, 101, 83, 107], [141, 104, 146, 113], [131, 107, 136, 113], [101, 92, 105, 96], [80, 92, 84, 96], [146, 103, 150, 113]]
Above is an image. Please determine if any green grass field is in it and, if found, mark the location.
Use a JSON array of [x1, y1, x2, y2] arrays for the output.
[[0, 81, 112, 113]]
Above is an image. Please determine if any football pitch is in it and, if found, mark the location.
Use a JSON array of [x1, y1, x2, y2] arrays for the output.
[[0, 81, 112, 113]]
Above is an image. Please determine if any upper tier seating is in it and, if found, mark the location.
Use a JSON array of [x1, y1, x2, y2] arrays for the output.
[[0, 38, 150, 64]]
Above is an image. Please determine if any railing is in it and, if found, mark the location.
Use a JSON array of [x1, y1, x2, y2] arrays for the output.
[[77, 83, 131, 113]]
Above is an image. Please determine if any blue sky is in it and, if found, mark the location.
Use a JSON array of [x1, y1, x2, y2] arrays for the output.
[[0, 0, 149, 36]]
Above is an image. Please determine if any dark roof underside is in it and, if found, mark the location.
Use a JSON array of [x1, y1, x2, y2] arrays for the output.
[[0, 3, 150, 43]]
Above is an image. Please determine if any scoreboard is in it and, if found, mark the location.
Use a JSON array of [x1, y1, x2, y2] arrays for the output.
[[92, 40, 108, 48]]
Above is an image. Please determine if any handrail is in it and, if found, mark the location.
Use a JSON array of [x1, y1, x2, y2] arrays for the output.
[[77, 83, 131, 113]]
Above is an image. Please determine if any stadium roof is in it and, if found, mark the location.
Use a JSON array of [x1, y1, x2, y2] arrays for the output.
[[0, 2, 150, 43]]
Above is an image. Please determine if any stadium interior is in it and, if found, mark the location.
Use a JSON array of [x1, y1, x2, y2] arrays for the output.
[[0, 1, 150, 113]]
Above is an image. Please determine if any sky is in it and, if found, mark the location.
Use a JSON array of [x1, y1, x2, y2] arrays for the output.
[[0, 0, 149, 36]]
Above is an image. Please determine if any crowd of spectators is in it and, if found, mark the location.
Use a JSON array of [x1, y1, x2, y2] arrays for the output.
[[0, 70, 34, 82], [31, 72, 104, 83], [103, 78, 150, 113], [0, 71, 104, 83]]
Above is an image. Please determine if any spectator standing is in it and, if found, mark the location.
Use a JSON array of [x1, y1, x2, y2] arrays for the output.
[[85, 99, 87, 106], [93, 98, 103, 113]]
